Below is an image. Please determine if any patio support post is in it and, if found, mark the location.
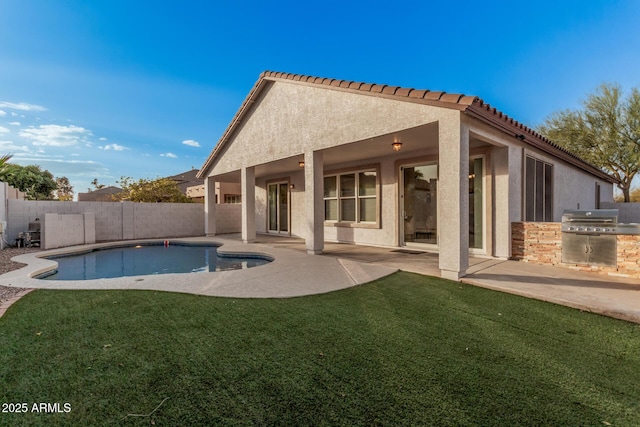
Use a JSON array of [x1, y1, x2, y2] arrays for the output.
[[241, 166, 256, 243], [204, 176, 216, 236], [493, 146, 515, 258], [438, 115, 469, 280], [305, 150, 324, 254]]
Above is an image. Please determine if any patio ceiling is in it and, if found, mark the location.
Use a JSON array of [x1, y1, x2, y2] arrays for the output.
[[214, 122, 492, 183]]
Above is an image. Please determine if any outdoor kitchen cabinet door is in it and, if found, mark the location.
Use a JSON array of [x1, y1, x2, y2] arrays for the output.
[[561, 234, 617, 267]]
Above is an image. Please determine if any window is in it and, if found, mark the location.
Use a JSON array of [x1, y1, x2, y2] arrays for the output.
[[525, 156, 553, 222], [224, 194, 241, 204], [324, 169, 377, 224]]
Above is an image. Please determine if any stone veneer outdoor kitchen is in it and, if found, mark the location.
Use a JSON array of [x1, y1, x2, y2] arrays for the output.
[[511, 222, 640, 279]]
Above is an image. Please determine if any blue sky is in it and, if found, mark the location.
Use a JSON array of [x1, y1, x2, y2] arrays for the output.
[[1, 0, 639, 197]]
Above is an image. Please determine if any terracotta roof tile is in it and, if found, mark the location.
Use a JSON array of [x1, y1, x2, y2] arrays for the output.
[[370, 84, 386, 93], [330, 79, 341, 87], [424, 91, 445, 101], [440, 93, 464, 103], [382, 85, 400, 95], [395, 88, 413, 97], [360, 83, 374, 91], [458, 95, 479, 106], [408, 89, 428, 98]]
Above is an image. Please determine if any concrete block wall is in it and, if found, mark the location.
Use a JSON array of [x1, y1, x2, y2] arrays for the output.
[[601, 202, 640, 223], [512, 222, 640, 279], [42, 212, 96, 249], [132, 202, 204, 239], [7, 200, 204, 246], [215, 203, 241, 234]]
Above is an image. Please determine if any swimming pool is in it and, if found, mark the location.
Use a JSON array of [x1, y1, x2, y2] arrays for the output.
[[37, 243, 273, 280]]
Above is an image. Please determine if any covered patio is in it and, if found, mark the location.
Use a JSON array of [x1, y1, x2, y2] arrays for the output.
[[198, 71, 615, 281]]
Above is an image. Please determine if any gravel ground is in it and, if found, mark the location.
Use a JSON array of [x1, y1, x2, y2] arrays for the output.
[[0, 246, 41, 303]]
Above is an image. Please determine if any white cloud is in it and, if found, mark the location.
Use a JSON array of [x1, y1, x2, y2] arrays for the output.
[[99, 143, 129, 151], [160, 152, 177, 158], [0, 101, 47, 112], [182, 139, 200, 147], [0, 110, 5, 117], [0, 126, 9, 133], [99, 137, 108, 141], [19, 124, 92, 147], [8, 121, 20, 126], [0, 140, 31, 152]]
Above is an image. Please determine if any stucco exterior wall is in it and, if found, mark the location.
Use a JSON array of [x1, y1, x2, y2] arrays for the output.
[[218, 182, 241, 202], [322, 155, 398, 247], [521, 148, 614, 221], [208, 81, 455, 177]]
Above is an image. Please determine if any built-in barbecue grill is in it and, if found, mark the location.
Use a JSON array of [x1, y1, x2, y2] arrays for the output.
[[561, 209, 619, 267]]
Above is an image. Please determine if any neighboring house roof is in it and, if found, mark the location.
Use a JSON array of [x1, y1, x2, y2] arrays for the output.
[[197, 71, 616, 184], [166, 169, 204, 194], [77, 186, 124, 202]]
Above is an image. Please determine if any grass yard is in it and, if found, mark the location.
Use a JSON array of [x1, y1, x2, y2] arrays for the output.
[[1, 271, 639, 426]]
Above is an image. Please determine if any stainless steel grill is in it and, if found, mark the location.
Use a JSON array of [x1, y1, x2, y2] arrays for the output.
[[561, 209, 619, 234], [561, 209, 618, 267]]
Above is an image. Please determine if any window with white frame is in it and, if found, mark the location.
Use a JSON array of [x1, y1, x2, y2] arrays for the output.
[[224, 194, 241, 204], [324, 170, 377, 223]]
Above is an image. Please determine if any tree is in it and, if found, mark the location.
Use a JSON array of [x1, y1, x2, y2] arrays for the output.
[[113, 176, 192, 203], [538, 83, 640, 202], [0, 164, 57, 200], [616, 187, 640, 203], [0, 154, 12, 172], [54, 176, 74, 201], [89, 178, 105, 191]]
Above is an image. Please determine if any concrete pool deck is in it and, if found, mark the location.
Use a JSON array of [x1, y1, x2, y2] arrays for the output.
[[0, 236, 397, 298]]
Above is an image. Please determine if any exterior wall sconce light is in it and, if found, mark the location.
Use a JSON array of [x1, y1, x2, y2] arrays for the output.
[[392, 142, 403, 152], [289, 184, 295, 189], [298, 161, 305, 168]]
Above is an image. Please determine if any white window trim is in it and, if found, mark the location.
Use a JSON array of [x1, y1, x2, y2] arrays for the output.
[[323, 166, 380, 229]]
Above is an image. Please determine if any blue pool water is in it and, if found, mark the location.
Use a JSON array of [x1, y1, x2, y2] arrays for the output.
[[38, 244, 272, 280]]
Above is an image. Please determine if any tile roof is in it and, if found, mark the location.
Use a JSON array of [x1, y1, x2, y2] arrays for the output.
[[165, 168, 204, 194], [197, 71, 616, 184], [259, 71, 479, 109]]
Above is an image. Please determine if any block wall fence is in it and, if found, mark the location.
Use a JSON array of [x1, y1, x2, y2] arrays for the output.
[[511, 222, 640, 279], [6, 199, 206, 245], [214, 204, 242, 234]]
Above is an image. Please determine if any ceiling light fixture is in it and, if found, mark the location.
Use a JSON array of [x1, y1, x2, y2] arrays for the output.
[[392, 141, 403, 152]]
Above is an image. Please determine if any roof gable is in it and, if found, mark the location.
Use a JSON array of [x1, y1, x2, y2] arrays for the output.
[[198, 71, 616, 184]]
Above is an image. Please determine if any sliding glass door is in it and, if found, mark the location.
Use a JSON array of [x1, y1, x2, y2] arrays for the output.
[[402, 164, 438, 245], [401, 158, 484, 250], [268, 182, 289, 234]]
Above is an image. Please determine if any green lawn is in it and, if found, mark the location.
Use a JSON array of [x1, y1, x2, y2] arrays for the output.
[[1, 271, 639, 426]]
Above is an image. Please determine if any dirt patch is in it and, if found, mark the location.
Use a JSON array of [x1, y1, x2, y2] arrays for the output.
[[0, 247, 40, 304]]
